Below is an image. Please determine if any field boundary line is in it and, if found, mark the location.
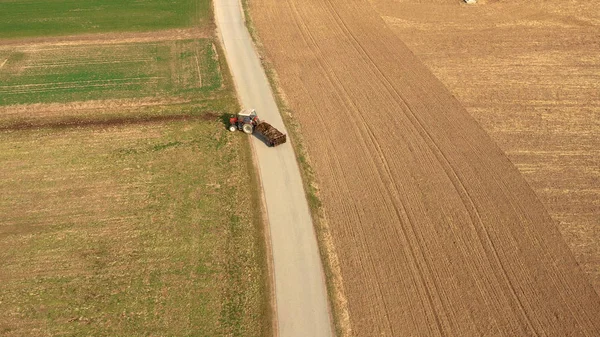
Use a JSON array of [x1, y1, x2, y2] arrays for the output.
[[0, 113, 218, 131], [0, 28, 210, 48], [0, 59, 7, 70], [194, 49, 203, 87], [22, 44, 161, 52], [0, 77, 163, 90], [1, 81, 161, 95], [23, 59, 151, 69]]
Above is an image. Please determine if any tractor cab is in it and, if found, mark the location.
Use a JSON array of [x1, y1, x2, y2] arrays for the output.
[[229, 109, 261, 134], [238, 108, 257, 118], [238, 109, 258, 124]]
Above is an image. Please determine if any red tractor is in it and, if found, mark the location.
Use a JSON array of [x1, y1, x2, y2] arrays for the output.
[[229, 108, 260, 134], [228, 108, 287, 147]]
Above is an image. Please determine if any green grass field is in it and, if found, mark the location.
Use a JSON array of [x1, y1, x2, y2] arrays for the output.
[[0, 0, 211, 39], [0, 118, 265, 336], [0, 39, 222, 106], [0, 0, 269, 335]]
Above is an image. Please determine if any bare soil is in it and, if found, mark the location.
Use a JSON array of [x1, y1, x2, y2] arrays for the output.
[[371, 0, 600, 293], [0, 28, 210, 48], [249, 0, 600, 335]]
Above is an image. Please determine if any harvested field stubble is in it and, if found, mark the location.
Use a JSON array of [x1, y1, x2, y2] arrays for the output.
[[249, 0, 600, 335], [372, 0, 600, 292]]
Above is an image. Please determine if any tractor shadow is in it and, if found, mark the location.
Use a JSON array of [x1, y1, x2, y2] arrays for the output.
[[220, 113, 234, 128], [220, 113, 272, 147], [252, 132, 273, 147]]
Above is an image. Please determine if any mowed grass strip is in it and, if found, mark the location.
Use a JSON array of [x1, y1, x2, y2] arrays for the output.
[[0, 0, 211, 39], [0, 39, 221, 106], [0, 118, 264, 336]]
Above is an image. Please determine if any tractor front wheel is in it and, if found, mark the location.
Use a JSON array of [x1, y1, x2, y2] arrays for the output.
[[228, 125, 237, 132], [242, 123, 254, 134]]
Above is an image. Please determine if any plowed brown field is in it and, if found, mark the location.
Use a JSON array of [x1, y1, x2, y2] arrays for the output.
[[249, 0, 600, 335], [371, 0, 600, 293]]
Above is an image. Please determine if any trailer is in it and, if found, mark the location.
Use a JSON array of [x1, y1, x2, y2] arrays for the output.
[[254, 121, 286, 147], [229, 109, 287, 147]]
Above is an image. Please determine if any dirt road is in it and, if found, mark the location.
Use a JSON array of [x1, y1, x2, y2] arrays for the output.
[[213, 1, 333, 336], [249, 0, 600, 335]]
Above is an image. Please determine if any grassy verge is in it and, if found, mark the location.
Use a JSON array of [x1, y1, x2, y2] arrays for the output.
[[0, 0, 212, 39], [212, 36, 273, 337], [240, 1, 347, 336]]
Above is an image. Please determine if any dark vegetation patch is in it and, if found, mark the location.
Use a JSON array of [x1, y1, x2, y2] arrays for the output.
[[0, 112, 221, 132]]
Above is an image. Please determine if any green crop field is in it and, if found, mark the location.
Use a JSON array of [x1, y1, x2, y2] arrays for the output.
[[0, 0, 211, 39], [0, 39, 221, 106]]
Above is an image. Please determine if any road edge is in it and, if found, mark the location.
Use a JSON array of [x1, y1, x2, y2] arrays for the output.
[[239, 1, 351, 336], [211, 12, 275, 336]]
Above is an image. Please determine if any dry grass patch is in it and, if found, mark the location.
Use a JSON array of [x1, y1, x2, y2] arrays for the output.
[[0, 118, 264, 336]]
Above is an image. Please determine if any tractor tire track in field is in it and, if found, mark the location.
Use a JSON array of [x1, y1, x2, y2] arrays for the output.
[[249, 0, 600, 335], [0, 113, 220, 132]]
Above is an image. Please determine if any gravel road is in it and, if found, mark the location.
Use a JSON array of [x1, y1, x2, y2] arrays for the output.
[[213, 1, 333, 336]]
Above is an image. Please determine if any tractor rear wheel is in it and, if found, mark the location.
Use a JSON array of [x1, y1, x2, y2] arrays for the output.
[[229, 125, 237, 132], [242, 123, 254, 134]]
